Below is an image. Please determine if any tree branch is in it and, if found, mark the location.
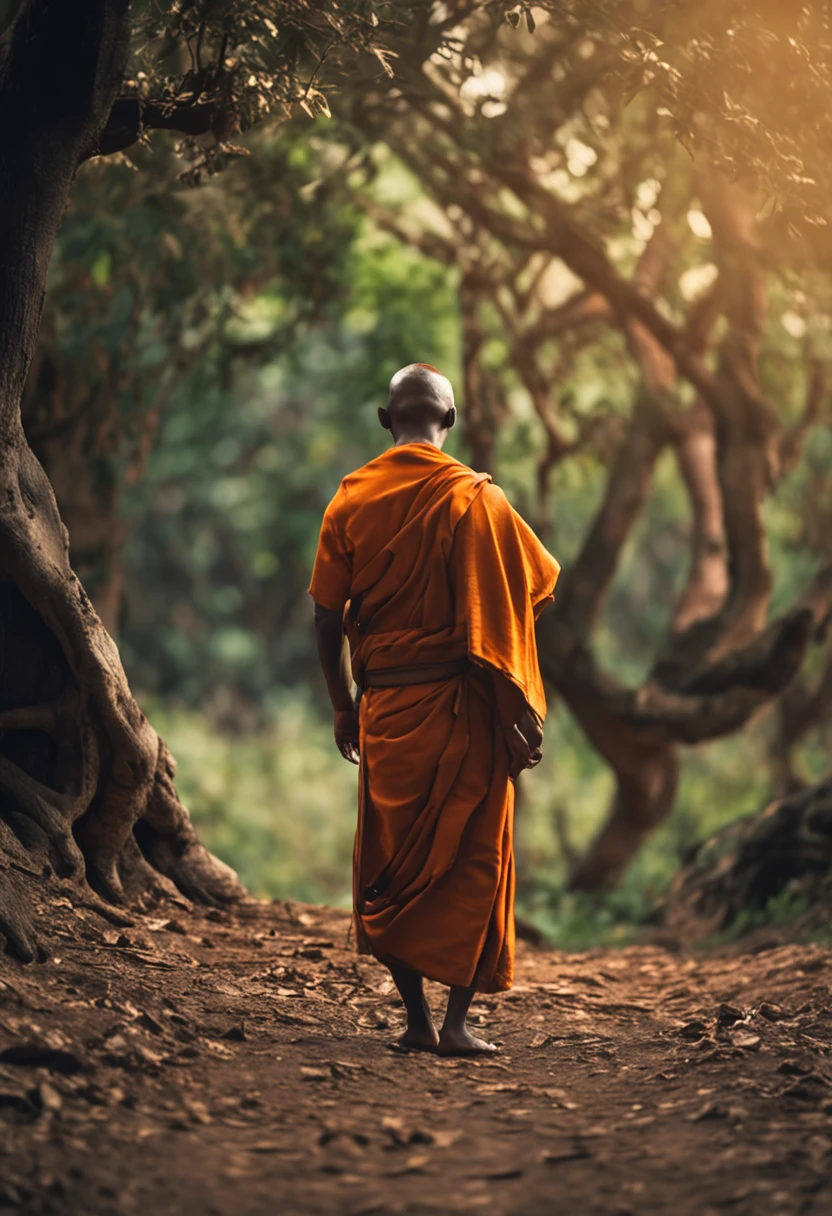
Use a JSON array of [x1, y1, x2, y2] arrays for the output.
[[89, 97, 221, 160], [774, 647, 832, 795], [697, 176, 778, 657], [669, 402, 729, 637], [778, 356, 827, 480]]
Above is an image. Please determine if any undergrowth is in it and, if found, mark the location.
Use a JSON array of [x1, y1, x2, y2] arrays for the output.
[[143, 691, 805, 950]]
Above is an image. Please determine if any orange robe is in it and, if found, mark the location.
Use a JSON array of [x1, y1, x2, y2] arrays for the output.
[[309, 442, 560, 992]]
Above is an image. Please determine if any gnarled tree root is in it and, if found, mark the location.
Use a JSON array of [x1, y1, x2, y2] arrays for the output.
[[0, 441, 244, 958], [0, 873, 43, 963], [656, 778, 832, 936], [0, 824, 45, 963], [0, 0, 243, 960]]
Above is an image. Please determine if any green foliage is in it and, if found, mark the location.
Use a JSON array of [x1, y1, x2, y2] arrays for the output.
[[113, 160, 831, 939], [529, 0, 832, 235], [147, 696, 357, 904], [32, 0, 832, 942], [727, 888, 813, 938], [28, 123, 364, 508], [153, 679, 798, 948], [121, 212, 459, 703], [116, 0, 412, 182]]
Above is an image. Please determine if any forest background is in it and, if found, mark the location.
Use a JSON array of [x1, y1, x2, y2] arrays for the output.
[[19, 1, 832, 948]]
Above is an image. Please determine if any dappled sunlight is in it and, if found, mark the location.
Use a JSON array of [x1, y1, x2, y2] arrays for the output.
[[2, 3, 832, 1212]]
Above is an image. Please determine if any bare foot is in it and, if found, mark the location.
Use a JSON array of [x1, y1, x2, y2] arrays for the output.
[[397, 1022, 439, 1052], [438, 1026, 498, 1057]]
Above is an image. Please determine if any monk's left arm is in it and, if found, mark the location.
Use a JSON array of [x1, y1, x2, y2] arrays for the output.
[[314, 604, 359, 765], [490, 673, 543, 778]]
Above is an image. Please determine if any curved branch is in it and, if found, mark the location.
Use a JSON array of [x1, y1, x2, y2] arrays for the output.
[[356, 195, 457, 267], [554, 386, 670, 641], [536, 615, 681, 891], [522, 289, 610, 348], [538, 571, 832, 890], [698, 177, 778, 657], [774, 647, 832, 795], [460, 270, 508, 474], [778, 357, 827, 480], [669, 402, 729, 637], [453, 168, 723, 405], [91, 97, 221, 159]]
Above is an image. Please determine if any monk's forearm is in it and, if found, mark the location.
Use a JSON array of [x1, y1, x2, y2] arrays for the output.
[[314, 605, 355, 713], [490, 670, 543, 777]]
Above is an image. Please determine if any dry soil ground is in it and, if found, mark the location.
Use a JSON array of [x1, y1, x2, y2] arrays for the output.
[[1, 895, 832, 1216]]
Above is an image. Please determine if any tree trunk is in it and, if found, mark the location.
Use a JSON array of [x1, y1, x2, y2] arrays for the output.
[[0, 1, 242, 962], [460, 273, 503, 475], [21, 347, 125, 635]]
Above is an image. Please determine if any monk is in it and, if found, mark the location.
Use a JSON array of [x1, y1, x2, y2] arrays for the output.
[[309, 364, 560, 1055]]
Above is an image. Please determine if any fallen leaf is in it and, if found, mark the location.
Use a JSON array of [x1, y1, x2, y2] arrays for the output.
[[430, 1129, 463, 1149], [759, 1002, 787, 1021], [730, 1031, 761, 1051], [300, 1066, 330, 1081], [36, 1081, 62, 1113]]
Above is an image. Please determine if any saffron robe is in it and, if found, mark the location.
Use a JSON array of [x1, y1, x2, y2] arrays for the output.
[[309, 442, 560, 992]]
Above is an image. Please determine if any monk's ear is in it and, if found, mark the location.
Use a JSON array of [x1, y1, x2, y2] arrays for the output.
[[378, 407, 392, 431], [444, 406, 456, 431]]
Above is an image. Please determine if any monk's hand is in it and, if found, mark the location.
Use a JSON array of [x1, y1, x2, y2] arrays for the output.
[[507, 707, 543, 779], [334, 709, 360, 765]]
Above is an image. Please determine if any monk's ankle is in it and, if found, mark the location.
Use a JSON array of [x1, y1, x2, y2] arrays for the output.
[[407, 1010, 435, 1036]]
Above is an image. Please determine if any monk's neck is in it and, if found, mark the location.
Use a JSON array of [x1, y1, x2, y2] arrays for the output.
[[393, 431, 446, 450]]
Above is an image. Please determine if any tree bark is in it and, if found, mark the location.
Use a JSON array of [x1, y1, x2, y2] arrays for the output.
[[695, 178, 778, 661], [460, 271, 503, 475], [0, 1, 242, 958], [21, 349, 125, 635], [669, 402, 729, 637]]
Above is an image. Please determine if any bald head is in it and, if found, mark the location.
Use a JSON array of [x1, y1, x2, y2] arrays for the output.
[[379, 363, 456, 448]]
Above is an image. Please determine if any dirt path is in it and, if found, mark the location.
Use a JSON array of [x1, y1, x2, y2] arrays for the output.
[[1, 896, 831, 1215]]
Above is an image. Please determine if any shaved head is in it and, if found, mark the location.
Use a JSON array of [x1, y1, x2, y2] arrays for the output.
[[380, 364, 456, 447]]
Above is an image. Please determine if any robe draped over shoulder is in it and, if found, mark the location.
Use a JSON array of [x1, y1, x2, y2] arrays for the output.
[[309, 443, 559, 991]]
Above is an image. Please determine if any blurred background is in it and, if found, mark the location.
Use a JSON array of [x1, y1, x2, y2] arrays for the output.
[[23, 5, 832, 945]]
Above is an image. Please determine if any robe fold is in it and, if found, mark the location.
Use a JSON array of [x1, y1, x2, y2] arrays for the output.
[[309, 442, 560, 992]]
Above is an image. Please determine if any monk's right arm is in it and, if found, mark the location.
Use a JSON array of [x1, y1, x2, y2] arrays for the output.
[[313, 604, 359, 765]]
